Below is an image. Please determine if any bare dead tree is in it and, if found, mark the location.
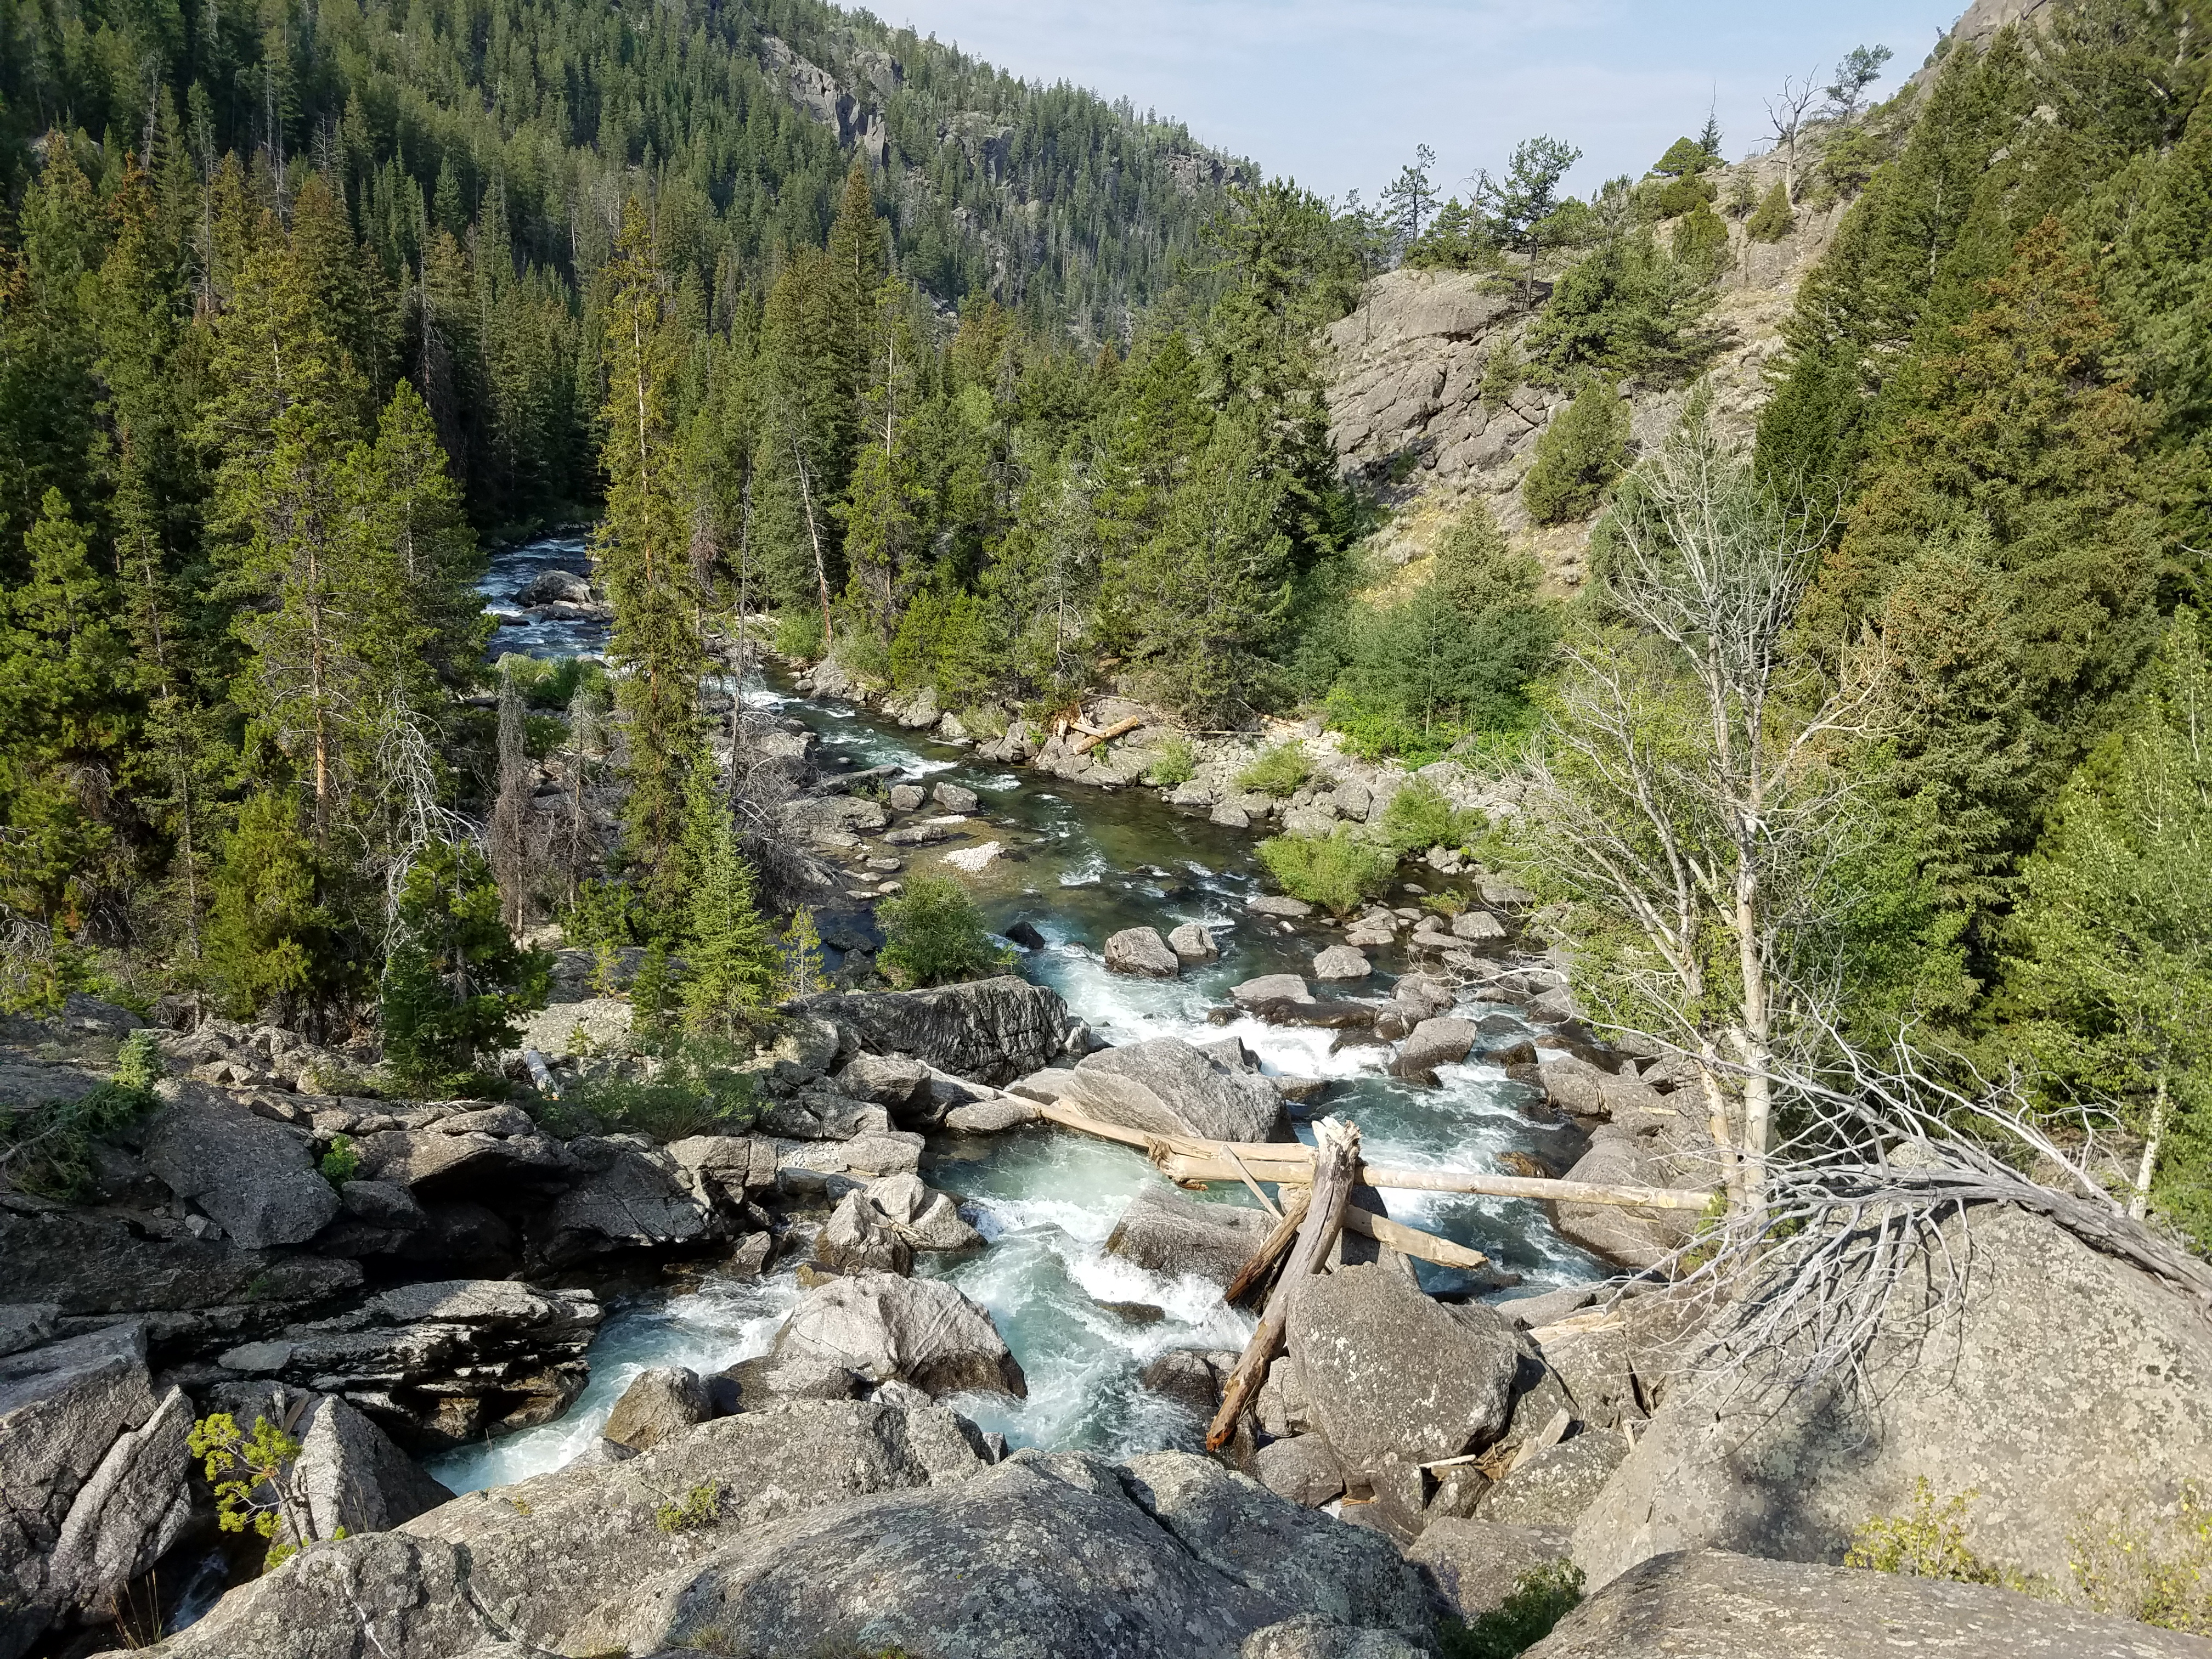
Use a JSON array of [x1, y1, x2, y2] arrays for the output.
[[1515, 394, 1873, 1212], [1765, 67, 1822, 202], [488, 660, 531, 931]]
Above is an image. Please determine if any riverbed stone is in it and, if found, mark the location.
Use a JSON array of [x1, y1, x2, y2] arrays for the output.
[[1169, 922, 1221, 962], [773, 1272, 1025, 1399], [1233, 974, 1311, 1007], [1452, 910, 1508, 941], [813, 1189, 914, 1276], [932, 781, 979, 813], [1074, 1036, 1286, 1142], [942, 840, 1000, 873], [1254, 1435, 1347, 1508], [1103, 927, 1181, 978], [287, 1392, 454, 1538], [602, 1366, 713, 1453], [1107, 1186, 1272, 1286], [1211, 802, 1252, 828], [940, 1095, 1037, 1134], [1249, 895, 1315, 918], [1288, 1266, 1518, 1479], [832, 1053, 929, 1108], [1138, 1348, 1224, 1415], [1312, 946, 1371, 982], [888, 784, 925, 811], [1396, 1017, 1479, 1073], [797, 978, 1070, 1084]]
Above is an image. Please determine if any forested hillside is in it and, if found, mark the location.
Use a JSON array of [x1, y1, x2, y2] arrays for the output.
[[0, 0, 2207, 1242]]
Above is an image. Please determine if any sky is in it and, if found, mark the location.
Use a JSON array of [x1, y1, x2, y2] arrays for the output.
[[882, 0, 1968, 205]]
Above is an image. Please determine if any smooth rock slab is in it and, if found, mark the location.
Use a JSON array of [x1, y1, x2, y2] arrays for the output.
[[1312, 946, 1371, 981], [1169, 923, 1221, 962], [773, 1272, 1025, 1398], [1523, 1548, 2212, 1658], [142, 1083, 340, 1249], [1104, 926, 1182, 978]]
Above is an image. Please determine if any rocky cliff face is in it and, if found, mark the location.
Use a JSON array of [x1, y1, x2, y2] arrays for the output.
[[1321, 157, 1848, 590]]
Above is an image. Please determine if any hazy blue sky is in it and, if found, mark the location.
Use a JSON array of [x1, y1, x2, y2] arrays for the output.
[[884, 1, 1966, 205]]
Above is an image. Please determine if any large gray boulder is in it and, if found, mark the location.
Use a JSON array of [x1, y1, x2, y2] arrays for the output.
[[1550, 1128, 1706, 1271], [812, 1188, 914, 1276], [600, 1367, 712, 1454], [1104, 927, 1181, 978], [800, 978, 1072, 1082], [1071, 1037, 1286, 1142], [772, 1273, 1025, 1398], [212, 1280, 602, 1452], [287, 1393, 453, 1540], [1395, 1017, 1478, 1073], [1523, 1548, 2212, 1658], [1571, 1204, 2212, 1591], [127, 1398, 993, 1659], [354, 1122, 572, 1198], [142, 1082, 341, 1248], [1479, 1433, 1625, 1528], [1107, 1186, 1272, 1286], [1288, 1266, 1518, 1479], [535, 1137, 723, 1267], [1407, 1518, 1572, 1622], [579, 1449, 1435, 1659], [1, 1322, 192, 1659]]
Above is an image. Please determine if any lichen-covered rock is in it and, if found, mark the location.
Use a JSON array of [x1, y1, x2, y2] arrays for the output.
[[1288, 1266, 1518, 1479], [585, 1450, 1433, 1659], [813, 1188, 913, 1276], [1525, 1548, 2212, 1658], [772, 1272, 1025, 1399], [1573, 1205, 2212, 1594], [1312, 946, 1371, 982], [285, 1392, 453, 1539], [834, 1052, 930, 1108], [1479, 1433, 1625, 1528], [1254, 1435, 1347, 1508], [1406, 1519, 1572, 1622], [142, 1082, 341, 1248], [1395, 1017, 1478, 1074], [537, 1137, 722, 1267]]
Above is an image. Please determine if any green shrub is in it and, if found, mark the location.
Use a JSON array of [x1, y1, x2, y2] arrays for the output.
[[2070, 1481, 2212, 1633], [1523, 379, 1630, 526], [1237, 743, 1312, 798], [1257, 827, 1398, 917], [1381, 780, 1485, 857], [1746, 179, 1794, 242], [877, 874, 1012, 988], [550, 1037, 761, 1142], [1846, 1479, 2007, 1585], [379, 841, 550, 1094], [494, 652, 610, 710], [774, 608, 824, 659], [318, 1135, 360, 1186], [654, 1481, 726, 1533], [1144, 737, 1197, 788], [1670, 201, 1731, 283], [115, 1029, 165, 1090], [0, 1073, 160, 1201], [1440, 1560, 1584, 1658]]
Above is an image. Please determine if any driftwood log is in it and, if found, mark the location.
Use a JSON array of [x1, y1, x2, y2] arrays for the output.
[[1223, 1189, 1312, 1305], [1206, 1117, 1360, 1451], [1069, 715, 1145, 756]]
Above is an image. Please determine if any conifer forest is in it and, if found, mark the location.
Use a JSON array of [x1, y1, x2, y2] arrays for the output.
[[1, 0, 2208, 1256]]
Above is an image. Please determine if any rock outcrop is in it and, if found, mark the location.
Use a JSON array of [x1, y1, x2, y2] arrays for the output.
[[1068, 1036, 1287, 1142], [800, 978, 1075, 1082], [771, 1273, 1025, 1398], [1525, 1549, 2212, 1658], [1571, 1204, 2212, 1590]]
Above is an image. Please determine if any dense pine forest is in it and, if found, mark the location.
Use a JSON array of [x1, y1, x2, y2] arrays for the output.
[[0, 0, 2207, 1243]]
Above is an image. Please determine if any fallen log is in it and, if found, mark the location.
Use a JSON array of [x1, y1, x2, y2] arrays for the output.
[[1207, 1118, 1359, 1452], [1070, 715, 1144, 756], [1340, 1204, 1491, 1272], [1222, 1188, 1311, 1305]]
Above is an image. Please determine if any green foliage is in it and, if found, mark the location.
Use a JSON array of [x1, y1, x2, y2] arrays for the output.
[[1846, 1479, 2007, 1584], [629, 941, 680, 1040], [553, 1038, 760, 1142], [378, 842, 550, 1094], [1256, 826, 1397, 917], [1143, 738, 1197, 788], [205, 790, 354, 1024], [779, 907, 827, 1002], [2069, 1482, 2212, 1634], [494, 653, 608, 712], [0, 1073, 160, 1201], [654, 1482, 726, 1533], [188, 1414, 314, 1558], [1671, 202, 1732, 283], [878, 875, 1011, 988], [1523, 381, 1631, 524], [1527, 225, 1720, 387], [1236, 744, 1313, 798], [318, 1135, 361, 1186], [1438, 1560, 1584, 1658], [1380, 780, 1483, 857], [1745, 180, 1796, 241], [114, 1029, 165, 1091], [679, 775, 780, 1038]]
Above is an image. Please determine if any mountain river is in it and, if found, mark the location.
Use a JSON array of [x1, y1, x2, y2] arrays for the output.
[[428, 534, 1605, 1491]]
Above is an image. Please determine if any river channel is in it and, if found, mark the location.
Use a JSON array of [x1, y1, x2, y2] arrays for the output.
[[431, 535, 1605, 1491]]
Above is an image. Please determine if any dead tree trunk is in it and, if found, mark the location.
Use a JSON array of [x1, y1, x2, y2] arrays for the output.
[[1207, 1118, 1359, 1452]]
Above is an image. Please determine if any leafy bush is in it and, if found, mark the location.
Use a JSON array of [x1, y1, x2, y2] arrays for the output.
[[550, 1037, 761, 1142], [1439, 1560, 1584, 1658], [877, 874, 1012, 987], [1381, 779, 1485, 857], [318, 1135, 360, 1186], [1845, 1479, 2006, 1584], [1237, 743, 1312, 798], [2069, 1481, 2212, 1633], [1523, 379, 1631, 526], [1257, 827, 1398, 916], [1144, 737, 1197, 787], [494, 651, 608, 710], [1746, 179, 1794, 242], [774, 607, 824, 659], [654, 1481, 726, 1533]]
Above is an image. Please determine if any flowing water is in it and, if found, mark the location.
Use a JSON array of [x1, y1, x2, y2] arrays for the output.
[[433, 537, 1605, 1491]]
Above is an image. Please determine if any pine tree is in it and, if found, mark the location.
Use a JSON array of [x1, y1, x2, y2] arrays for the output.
[[379, 840, 548, 1090], [753, 250, 853, 642], [1523, 378, 1630, 524], [594, 201, 705, 912], [780, 906, 825, 1001], [678, 773, 777, 1038], [204, 789, 351, 1024]]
